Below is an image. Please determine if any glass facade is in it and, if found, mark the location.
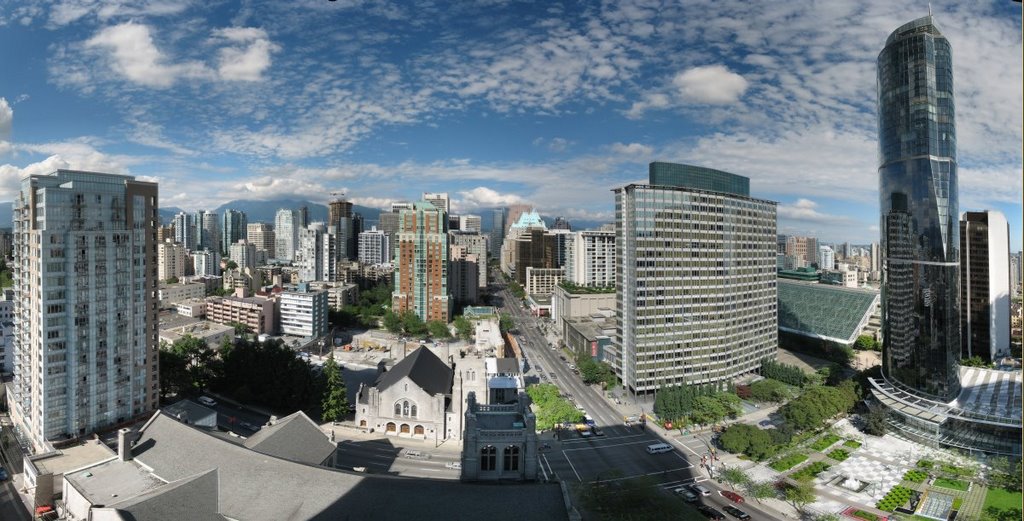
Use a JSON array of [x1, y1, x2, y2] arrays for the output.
[[648, 162, 750, 197], [878, 16, 961, 401]]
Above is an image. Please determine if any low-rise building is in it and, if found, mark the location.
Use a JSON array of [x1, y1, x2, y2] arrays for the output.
[[175, 298, 206, 318], [460, 391, 538, 481], [157, 282, 206, 307], [206, 295, 276, 335], [309, 281, 359, 311], [280, 284, 329, 337], [159, 320, 234, 347], [354, 347, 455, 442], [484, 358, 524, 404], [551, 284, 615, 335], [777, 278, 879, 352], [563, 312, 615, 362], [524, 267, 563, 296]]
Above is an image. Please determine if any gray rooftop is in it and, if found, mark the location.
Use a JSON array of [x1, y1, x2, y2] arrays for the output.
[[102, 469, 224, 521], [376, 346, 453, 396], [65, 459, 165, 507], [242, 411, 335, 466]]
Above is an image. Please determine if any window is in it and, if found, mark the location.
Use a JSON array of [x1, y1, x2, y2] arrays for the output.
[[394, 403, 401, 416], [410, 404, 417, 418], [480, 445, 496, 471], [403, 401, 410, 416], [504, 446, 520, 471]]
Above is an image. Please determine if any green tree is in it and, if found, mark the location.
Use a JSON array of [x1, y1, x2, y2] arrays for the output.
[[158, 347, 190, 399], [960, 356, 988, 367], [749, 379, 791, 402], [499, 313, 515, 333], [854, 335, 879, 351], [320, 356, 347, 422], [744, 480, 777, 504], [427, 320, 451, 339], [401, 311, 428, 336], [165, 276, 179, 284], [453, 316, 474, 341], [864, 408, 889, 436], [719, 466, 750, 491], [688, 395, 728, 428], [169, 335, 217, 392], [382, 310, 402, 333], [225, 260, 238, 270], [784, 482, 816, 513], [227, 321, 250, 337]]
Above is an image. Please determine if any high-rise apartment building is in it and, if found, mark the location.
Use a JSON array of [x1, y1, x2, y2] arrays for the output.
[[195, 210, 220, 252], [229, 239, 258, 271], [296, 223, 327, 282], [819, 246, 835, 271], [449, 245, 480, 306], [328, 199, 356, 261], [960, 211, 1010, 362], [564, 230, 615, 287], [246, 222, 275, 261], [157, 239, 189, 282], [12, 170, 159, 450], [449, 231, 488, 288], [192, 249, 221, 277], [614, 162, 777, 394], [877, 15, 961, 400], [358, 227, 390, 265], [274, 209, 299, 262], [459, 214, 482, 233], [490, 208, 506, 259], [172, 211, 196, 250], [422, 192, 450, 215], [392, 202, 450, 322], [552, 216, 571, 231], [280, 284, 329, 337], [221, 209, 247, 254]]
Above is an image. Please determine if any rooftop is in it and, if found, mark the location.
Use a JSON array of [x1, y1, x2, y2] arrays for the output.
[[376, 346, 453, 396], [777, 279, 879, 344], [65, 458, 166, 506], [32, 439, 115, 476], [242, 411, 336, 466]]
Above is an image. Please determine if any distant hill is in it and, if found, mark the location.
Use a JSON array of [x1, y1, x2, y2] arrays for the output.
[[213, 199, 383, 226]]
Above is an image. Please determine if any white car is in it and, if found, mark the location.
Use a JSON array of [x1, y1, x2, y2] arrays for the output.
[[198, 396, 217, 407]]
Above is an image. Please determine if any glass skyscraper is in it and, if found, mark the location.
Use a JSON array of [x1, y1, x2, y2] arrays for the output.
[[877, 15, 960, 401]]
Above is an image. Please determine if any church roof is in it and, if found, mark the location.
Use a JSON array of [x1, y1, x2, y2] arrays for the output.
[[376, 346, 453, 396]]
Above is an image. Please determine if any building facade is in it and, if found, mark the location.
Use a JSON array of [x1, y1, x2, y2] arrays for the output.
[[392, 202, 451, 322], [960, 211, 1011, 362], [246, 222, 275, 261], [229, 239, 258, 271], [12, 170, 159, 450], [274, 209, 299, 262], [197, 211, 220, 253], [422, 192, 450, 214], [564, 230, 615, 287], [613, 162, 777, 394], [358, 227, 390, 265], [221, 209, 247, 254], [460, 391, 538, 481], [172, 211, 196, 250], [450, 231, 488, 288], [157, 239, 189, 282], [206, 295, 276, 335], [192, 249, 221, 277], [280, 285, 329, 337]]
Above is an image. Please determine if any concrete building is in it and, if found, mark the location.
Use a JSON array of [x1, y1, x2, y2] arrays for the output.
[[357, 227, 390, 265], [192, 249, 221, 277], [274, 208, 300, 262], [0, 291, 14, 374], [490, 208, 505, 260], [784, 236, 819, 268], [564, 311, 616, 362], [229, 239, 258, 271], [309, 281, 359, 311], [821, 267, 858, 288], [450, 231, 488, 288], [460, 391, 538, 481], [960, 211, 1011, 362], [11, 170, 159, 450], [0, 228, 12, 258], [246, 222, 275, 261], [158, 282, 206, 307], [206, 295, 276, 335], [450, 246, 480, 307], [819, 245, 835, 271], [392, 201, 451, 323], [327, 198, 357, 262], [295, 222, 326, 282], [159, 320, 234, 347], [157, 239, 189, 282], [174, 299, 206, 318], [614, 162, 777, 394], [459, 214, 482, 233], [280, 284, 329, 337], [422, 192, 450, 214], [172, 211, 196, 251], [564, 230, 615, 287], [551, 285, 616, 337], [524, 267, 563, 296], [221, 209, 247, 254], [197, 210, 220, 253]]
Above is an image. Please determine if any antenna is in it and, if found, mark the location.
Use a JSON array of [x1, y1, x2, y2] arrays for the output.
[[928, 3, 932, 17]]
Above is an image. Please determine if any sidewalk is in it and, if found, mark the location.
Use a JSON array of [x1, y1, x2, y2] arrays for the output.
[[324, 420, 464, 456]]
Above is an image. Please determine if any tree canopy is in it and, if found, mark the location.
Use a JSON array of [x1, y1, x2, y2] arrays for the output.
[[320, 355, 347, 422], [526, 384, 583, 430]]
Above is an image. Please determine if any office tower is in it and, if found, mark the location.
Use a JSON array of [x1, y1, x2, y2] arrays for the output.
[[490, 208, 506, 259], [192, 249, 221, 277], [960, 211, 1010, 362], [157, 239, 189, 281], [327, 198, 355, 262], [459, 215, 482, 233], [172, 211, 196, 250], [552, 216, 571, 231], [221, 209, 247, 254], [351, 213, 364, 259], [500, 209, 546, 279], [392, 201, 450, 322], [448, 214, 461, 232], [819, 246, 835, 271], [274, 209, 299, 262], [246, 223, 275, 261], [358, 227, 390, 265], [449, 231, 488, 288], [229, 239, 258, 271], [156, 224, 173, 243], [878, 15, 960, 400], [870, 242, 880, 273], [297, 206, 309, 229], [195, 211, 220, 252], [841, 242, 851, 259], [449, 245, 480, 306], [776, 234, 789, 255], [614, 162, 777, 394], [564, 230, 615, 287], [12, 170, 158, 449], [505, 204, 531, 236], [422, 192, 450, 214], [296, 222, 327, 282]]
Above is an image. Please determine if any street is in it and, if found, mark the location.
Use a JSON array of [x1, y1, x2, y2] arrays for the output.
[[333, 438, 461, 479]]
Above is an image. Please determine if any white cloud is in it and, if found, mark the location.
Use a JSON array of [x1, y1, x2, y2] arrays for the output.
[[0, 97, 12, 141], [456, 187, 525, 210], [672, 65, 749, 105], [86, 22, 211, 88], [609, 142, 653, 157], [214, 27, 278, 81]]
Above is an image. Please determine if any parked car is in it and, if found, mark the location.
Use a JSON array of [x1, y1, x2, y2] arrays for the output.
[[690, 484, 712, 497], [403, 450, 430, 460], [198, 396, 217, 407], [445, 461, 462, 470], [696, 505, 726, 520], [720, 491, 745, 503], [673, 486, 698, 502], [722, 505, 750, 520], [592, 427, 605, 437]]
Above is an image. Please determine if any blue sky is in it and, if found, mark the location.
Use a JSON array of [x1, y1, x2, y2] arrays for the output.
[[0, 0, 1020, 249]]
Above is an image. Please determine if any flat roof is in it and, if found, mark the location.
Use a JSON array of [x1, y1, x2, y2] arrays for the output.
[[65, 458, 166, 506], [33, 440, 116, 476]]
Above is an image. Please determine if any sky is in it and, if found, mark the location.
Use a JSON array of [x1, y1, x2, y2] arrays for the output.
[[0, 0, 1020, 249]]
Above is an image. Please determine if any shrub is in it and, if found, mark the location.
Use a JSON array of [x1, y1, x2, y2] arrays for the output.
[[852, 510, 879, 521], [792, 461, 830, 481], [843, 440, 862, 449], [934, 477, 969, 491], [902, 469, 928, 483], [810, 434, 841, 451], [876, 485, 913, 512], [917, 459, 934, 469], [769, 453, 808, 472], [827, 449, 850, 462]]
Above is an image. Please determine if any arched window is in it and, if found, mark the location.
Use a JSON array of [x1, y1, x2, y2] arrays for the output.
[[410, 404, 417, 418], [504, 446, 520, 471], [403, 401, 410, 416], [480, 445, 496, 471], [394, 403, 401, 416]]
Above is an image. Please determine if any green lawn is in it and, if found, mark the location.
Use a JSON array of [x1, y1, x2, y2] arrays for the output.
[[984, 487, 1023, 511], [792, 461, 830, 481], [902, 469, 928, 484], [850, 510, 879, 521], [769, 453, 808, 472], [932, 477, 969, 491], [843, 440, 862, 449], [810, 434, 841, 451], [827, 449, 850, 462]]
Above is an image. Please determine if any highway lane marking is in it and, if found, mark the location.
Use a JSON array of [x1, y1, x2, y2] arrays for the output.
[[562, 451, 583, 482]]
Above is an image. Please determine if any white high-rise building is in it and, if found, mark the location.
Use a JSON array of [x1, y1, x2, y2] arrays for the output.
[[274, 209, 299, 262], [449, 231, 488, 288], [172, 211, 196, 250], [564, 230, 615, 287], [229, 240, 258, 271], [157, 239, 189, 281], [422, 192, 450, 215], [193, 249, 221, 277], [358, 227, 391, 265], [819, 246, 835, 271], [614, 162, 777, 394], [246, 222, 275, 262], [280, 285, 329, 337], [12, 170, 159, 450], [296, 222, 326, 282], [459, 214, 482, 233]]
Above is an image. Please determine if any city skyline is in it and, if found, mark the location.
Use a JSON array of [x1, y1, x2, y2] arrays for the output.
[[0, 1, 1020, 250]]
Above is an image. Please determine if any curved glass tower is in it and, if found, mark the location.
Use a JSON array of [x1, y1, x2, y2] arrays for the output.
[[877, 16, 960, 401]]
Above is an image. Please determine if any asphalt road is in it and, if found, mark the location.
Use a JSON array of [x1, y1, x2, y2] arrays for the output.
[[334, 438, 461, 479], [0, 479, 29, 521]]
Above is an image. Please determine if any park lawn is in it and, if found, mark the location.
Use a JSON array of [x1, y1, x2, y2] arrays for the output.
[[810, 434, 841, 451], [983, 487, 1024, 511], [843, 440, 862, 449], [932, 477, 969, 491], [850, 510, 879, 521], [769, 453, 808, 472]]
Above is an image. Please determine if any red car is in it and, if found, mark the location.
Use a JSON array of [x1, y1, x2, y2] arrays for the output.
[[720, 490, 745, 503]]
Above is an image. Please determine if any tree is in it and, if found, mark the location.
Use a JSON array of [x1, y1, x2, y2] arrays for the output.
[[453, 316, 474, 341], [864, 408, 889, 436], [499, 313, 515, 333], [854, 335, 879, 351], [165, 276, 179, 284], [169, 335, 217, 392], [784, 482, 816, 513], [719, 466, 750, 490], [320, 356, 347, 422], [227, 321, 250, 337], [689, 395, 728, 428], [158, 347, 190, 399], [744, 480, 777, 504], [427, 320, 451, 339], [225, 260, 238, 270], [382, 310, 402, 333], [960, 356, 988, 367], [401, 311, 427, 336], [749, 379, 791, 402]]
